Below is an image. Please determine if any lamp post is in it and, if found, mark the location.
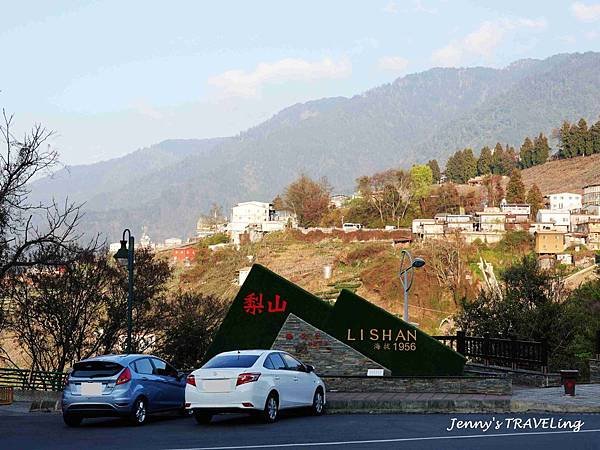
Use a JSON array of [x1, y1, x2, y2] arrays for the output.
[[399, 250, 425, 323], [113, 229, 134, 354]]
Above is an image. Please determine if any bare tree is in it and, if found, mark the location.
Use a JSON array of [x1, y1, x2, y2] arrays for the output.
[[357, 170, 412, 227], [421, 236, 467, 305], [0, 109, 93, 279], [8, 251, 122, 373]]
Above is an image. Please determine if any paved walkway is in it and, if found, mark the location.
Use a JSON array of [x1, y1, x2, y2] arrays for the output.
[[511, 384, 600, 413]]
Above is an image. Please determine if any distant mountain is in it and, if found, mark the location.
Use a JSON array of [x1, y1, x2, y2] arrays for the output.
[[30, 52, 600, 241]]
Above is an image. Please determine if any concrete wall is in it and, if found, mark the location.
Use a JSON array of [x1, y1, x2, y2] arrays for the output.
[[271, 313, 391, 376]]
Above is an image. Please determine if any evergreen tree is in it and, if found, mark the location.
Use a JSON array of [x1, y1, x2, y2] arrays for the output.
[[445, 149, 476, 184], [427, 159, 441, 183], [477, 146, 493, 175], [491, 143, 505, 174], [506, 169, 526, 203], [532, 133, 550, 165], [590, 120, 600, 154], [505, 145, 518, 173], [526, 184, 544, 219], [519, 137, 535, 168], [558, 121, 573, 159], [463, 148, 478, 181], [577, 118, 594, 156]]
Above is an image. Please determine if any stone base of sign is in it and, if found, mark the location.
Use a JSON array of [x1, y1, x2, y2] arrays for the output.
[[271, 314, 391, 376], [466, 363, 561, 387], [589, 358, 600, 383], [326, 392, 512, 414], [323, 375, 511, 396]]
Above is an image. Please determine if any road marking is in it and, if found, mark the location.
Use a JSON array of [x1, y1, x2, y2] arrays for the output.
[[167, 428, 600, 449]]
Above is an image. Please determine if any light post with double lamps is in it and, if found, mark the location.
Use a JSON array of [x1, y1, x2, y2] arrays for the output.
[[113, 229, 135, 354], [399, 249, 425, 323]]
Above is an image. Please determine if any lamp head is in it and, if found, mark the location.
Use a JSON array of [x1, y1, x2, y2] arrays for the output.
[[113, 240, 129, 267], [412, 257, 426, 269]]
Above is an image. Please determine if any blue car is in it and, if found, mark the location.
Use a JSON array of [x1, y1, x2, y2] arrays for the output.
[[62, 354, 186, 426]]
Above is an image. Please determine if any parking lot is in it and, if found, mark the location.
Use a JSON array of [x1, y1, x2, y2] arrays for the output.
[[1, 411, 599, 450]]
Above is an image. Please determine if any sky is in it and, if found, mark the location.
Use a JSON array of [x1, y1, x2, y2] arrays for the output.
[[2, 0, 600, 165]]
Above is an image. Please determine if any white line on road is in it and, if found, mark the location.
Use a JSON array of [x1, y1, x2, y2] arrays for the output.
[[167, 428, 600, 450]]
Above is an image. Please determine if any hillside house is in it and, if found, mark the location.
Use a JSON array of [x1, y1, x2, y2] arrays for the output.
[[583, 184, 600, 209], [546, 192, 582, 211], [170, 244, 197, 267], [330, 194, 349, 208], [476, 209, 507, 232], [534, 230, 565, 255], [412, 219, 444, 240], [227, 201, 298, 244], [576, 219, 600, 250], [536, 209, 570, 233], [500, 202, 531, 223], [435, 214, 474, 232]]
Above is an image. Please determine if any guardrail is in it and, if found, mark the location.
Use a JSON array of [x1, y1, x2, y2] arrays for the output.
[[0, 367, 66, 391], [433, 331, 548, 373]]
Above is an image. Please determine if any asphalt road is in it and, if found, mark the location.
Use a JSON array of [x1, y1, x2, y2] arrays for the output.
[[1, 411, 599, 450]]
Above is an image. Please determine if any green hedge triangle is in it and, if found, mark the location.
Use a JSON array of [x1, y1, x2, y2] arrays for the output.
[[324, 289, 465, 376], [204, 264, 332, 361], [205, 264, 465, 376]]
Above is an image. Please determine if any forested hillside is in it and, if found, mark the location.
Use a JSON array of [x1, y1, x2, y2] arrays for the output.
[[31, 52, 600, 240]]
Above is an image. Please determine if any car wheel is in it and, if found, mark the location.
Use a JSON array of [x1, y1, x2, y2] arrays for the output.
[[193, 410, 212, 424], [262, 392, 279, 423], [129, 397, 148, 426], [311, 389, 325, 416], [63, 413, 83, 427]]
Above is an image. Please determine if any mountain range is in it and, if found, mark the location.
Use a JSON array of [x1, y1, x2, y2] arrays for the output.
[[31, 52, 600, 241]]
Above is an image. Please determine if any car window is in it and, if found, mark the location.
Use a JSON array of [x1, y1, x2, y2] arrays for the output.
[[263, 356, 275, 369], [71, 361, 123, 378], [281, 354, 305, 371], [151, 358, 177, 377], [202, 354, 259, 369], [133, 358, 153, 375], [269, 353, 287, 370]]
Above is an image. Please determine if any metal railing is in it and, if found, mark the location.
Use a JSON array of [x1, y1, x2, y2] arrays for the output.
[[433, 331, 548, 372], [0, 367, 66, 391]]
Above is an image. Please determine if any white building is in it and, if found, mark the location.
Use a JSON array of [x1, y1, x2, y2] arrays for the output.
[[227, 201, 297, 244], [536, 209, 571, 232], [412, 219, 444, 240], [330, 194, 349, 208], [164, 237, 183, 247], [547, 192, 582, 211], [583, 184, 600, 214], [500, 201, 531, 222], [476, 209, 507, 232], [434, 214, 474, 232]]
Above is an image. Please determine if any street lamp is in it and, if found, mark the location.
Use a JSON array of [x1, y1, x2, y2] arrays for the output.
[[399, 250, 425, 323], [114, 229, 134, 354]]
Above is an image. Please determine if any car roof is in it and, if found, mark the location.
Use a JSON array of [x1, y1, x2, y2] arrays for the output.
[[77, 354, 158, 364], [215, 350, 275, 357]]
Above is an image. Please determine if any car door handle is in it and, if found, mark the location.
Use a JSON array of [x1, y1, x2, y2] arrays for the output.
[[293, 377, 299, 382], [274, 376, 280, 380]]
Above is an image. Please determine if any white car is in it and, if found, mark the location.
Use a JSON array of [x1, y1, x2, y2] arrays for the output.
[[185, 350, 326, 424]]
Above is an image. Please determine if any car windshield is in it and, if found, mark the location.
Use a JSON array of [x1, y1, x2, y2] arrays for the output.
[[71, 361, 123, 378], [202, 354, 259, 369]]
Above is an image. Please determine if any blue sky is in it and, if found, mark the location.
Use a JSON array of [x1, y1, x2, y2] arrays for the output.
[[2, 0, 600, 164]]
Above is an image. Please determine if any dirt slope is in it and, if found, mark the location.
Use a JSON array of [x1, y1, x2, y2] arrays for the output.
[[522, 154, 600, 195]]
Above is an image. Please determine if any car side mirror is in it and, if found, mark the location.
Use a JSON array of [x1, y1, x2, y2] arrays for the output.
[[305, 365, 315, 373]]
